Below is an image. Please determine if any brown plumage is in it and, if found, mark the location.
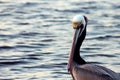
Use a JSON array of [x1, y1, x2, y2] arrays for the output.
[[67, 15, 120, 80]]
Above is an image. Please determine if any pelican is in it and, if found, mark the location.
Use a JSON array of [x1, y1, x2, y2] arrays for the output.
[[67, 15, 120, 80]]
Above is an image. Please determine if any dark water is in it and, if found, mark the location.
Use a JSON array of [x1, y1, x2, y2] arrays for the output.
[[0, 0, 120, 80]]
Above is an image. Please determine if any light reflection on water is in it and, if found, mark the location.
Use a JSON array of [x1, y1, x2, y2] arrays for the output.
[[0, 0, 120, 80]]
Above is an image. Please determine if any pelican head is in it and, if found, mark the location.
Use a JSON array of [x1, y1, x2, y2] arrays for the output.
[[72, 15, 88, 29]]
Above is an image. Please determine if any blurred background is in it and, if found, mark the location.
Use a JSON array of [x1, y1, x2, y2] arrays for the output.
[[0, 0, 120, 80]]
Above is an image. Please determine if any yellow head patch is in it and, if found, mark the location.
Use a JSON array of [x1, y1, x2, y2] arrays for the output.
[[72, 21, 82, 29]]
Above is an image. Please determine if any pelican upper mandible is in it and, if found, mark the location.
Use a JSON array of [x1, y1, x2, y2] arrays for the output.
[[67, 15, 120, 80]]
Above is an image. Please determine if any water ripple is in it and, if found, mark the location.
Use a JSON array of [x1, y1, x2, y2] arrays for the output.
[[85, 54, 117, 58], [0, 60, 28, 66], [0, 46, 14, 50]]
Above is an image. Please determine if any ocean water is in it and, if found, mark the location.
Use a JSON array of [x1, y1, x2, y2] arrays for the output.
[[0, 0, 120, 80]]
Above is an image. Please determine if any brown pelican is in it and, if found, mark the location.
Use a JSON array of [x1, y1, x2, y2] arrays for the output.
[[67, 15, 120, 80]]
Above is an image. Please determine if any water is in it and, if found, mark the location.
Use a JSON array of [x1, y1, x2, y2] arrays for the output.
[[0, 0, 120, 80]]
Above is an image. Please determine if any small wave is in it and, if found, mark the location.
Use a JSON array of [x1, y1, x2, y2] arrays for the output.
[[112, 15, 120, 19], [17, 22, 30, 25], [41, 39, 55, 42], [71, 1, 97, 6], [85, 54, 117, 57], [19, 32, 40, 36], [101, 14, 109, 17], [97, 35, 120, 40], [51, 63, 67, 68], [17, 43, 49, 48], [88, 35, 120, 40], [55, 9, 86, 13], [0, 1, 7, 4], [22, 54, 42, 60], [22, 2, 39, 7], [112, 63, 120, 65], [15, 45, 41, 49], [22, 57, 40, 60], [23, 62, 67, 69], [0, 46, 14, 50], [0, 34, 19, 39], [112, 5, 120, 9], [0, 13, 12, 17], [83, 47, 101, 50], [0, 60, 28, 65]]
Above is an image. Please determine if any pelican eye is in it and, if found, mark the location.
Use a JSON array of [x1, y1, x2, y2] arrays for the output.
[[72, 22, 82, 29]]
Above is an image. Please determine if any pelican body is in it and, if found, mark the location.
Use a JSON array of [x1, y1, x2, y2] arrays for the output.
[[68, 15, 120, 80]]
